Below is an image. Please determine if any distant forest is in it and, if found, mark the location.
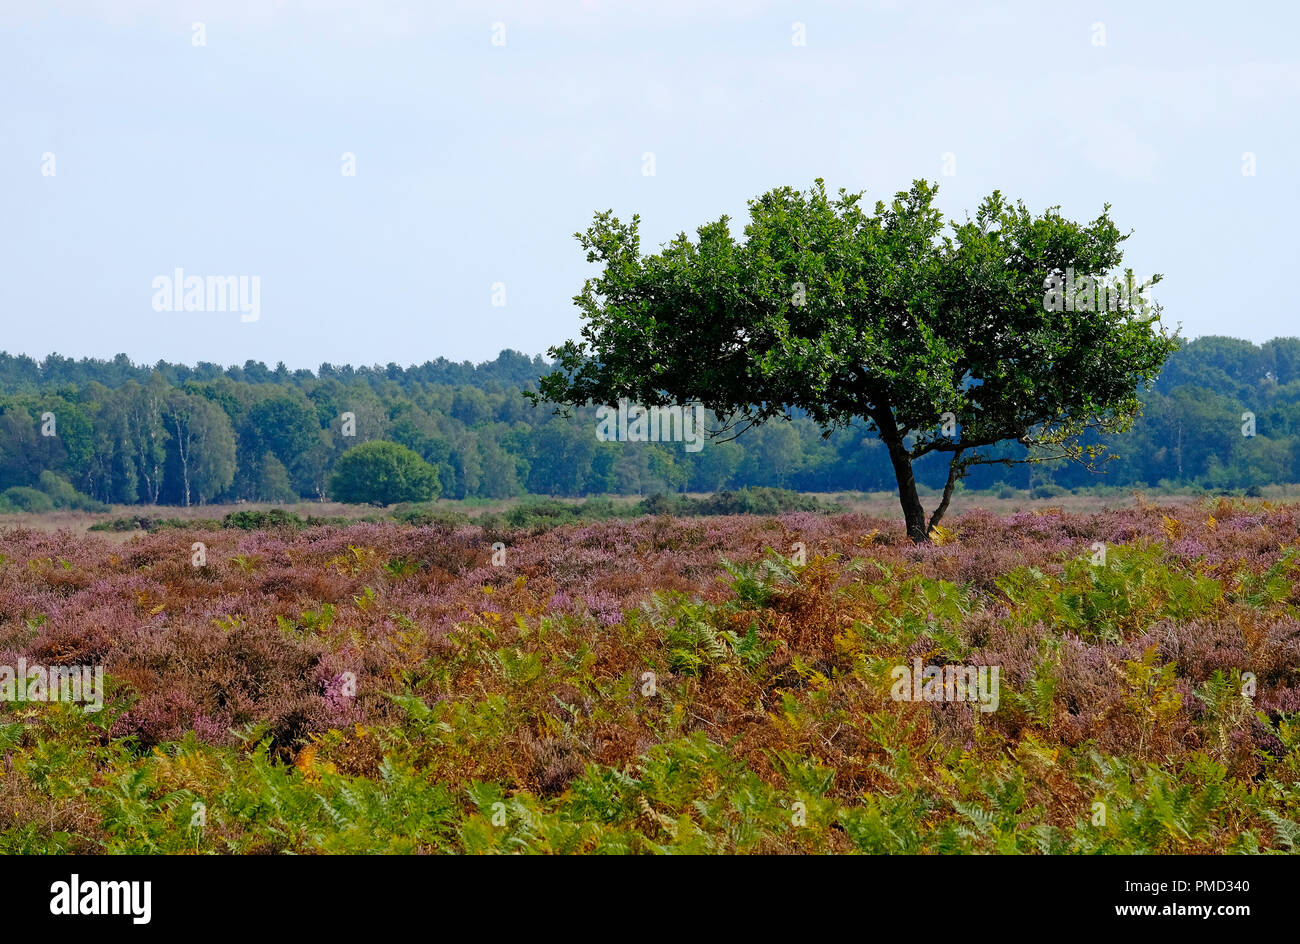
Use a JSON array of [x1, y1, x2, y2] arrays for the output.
[[0, 337, 1297, 508]]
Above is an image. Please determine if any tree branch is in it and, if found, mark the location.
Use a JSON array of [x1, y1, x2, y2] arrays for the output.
[[928, 447, 966, 531]]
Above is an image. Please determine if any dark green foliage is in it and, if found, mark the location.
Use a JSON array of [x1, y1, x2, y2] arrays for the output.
[[505, 498, 579, 529], [0, 486, 54, 513], [638, 487, 838, 516], [254, 453, 298, 503], [330, 441, 441, 506], [37, 471, 107, 510], [2, 336, 1300, 510], [222, 508, 307, 530]]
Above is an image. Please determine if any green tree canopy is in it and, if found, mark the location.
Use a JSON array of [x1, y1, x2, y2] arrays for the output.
[[254, 452, 298, 503], [532, 179, 1180, 540], [329, 440, 441, 506], [164, 389, 236, 506]]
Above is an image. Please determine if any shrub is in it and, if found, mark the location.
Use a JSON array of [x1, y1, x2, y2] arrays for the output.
[[639, 493, 694, 516], [506, 498, 579, 529], [223, 508, 306, 530], [38, 472, 110, 511], [695, 487, 839, 515], [575, 496, 635, 519], [89, 516, 144, 532], [255, 453, 299, 503], [393, 502, 470, 527], [638, 488, 839, 518], [0, 486, 54, 513], [330, 441, 441, 506]]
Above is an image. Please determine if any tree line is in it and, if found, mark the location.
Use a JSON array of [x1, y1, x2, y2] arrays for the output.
[[0, 335, 1296, 509]]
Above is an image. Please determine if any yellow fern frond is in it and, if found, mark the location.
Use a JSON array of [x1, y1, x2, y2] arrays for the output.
[[295, 744, 317, 778], [929, 524, 955, 546]]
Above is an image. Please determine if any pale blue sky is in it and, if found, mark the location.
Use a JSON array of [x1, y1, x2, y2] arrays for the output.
[[2, 0, 1296, 369]]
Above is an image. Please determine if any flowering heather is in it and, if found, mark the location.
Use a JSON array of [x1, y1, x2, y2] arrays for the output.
[[0, 498, 1298, 853]]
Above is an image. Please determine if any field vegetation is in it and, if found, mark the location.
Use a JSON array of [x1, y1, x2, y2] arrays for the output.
[[1, 497, 1297, 853]]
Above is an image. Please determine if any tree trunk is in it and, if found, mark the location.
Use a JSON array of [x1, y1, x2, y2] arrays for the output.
[[871, 405, 931, 543], [174, 417, 191, 507], [885, 439, 930, 543]]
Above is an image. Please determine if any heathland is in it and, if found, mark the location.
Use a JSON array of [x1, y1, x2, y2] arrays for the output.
[[0, 496, 1296, 853]]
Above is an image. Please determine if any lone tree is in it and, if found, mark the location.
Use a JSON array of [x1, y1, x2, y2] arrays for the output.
[[330, 440, 440, 506], [531, 180, 1178, 542]]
